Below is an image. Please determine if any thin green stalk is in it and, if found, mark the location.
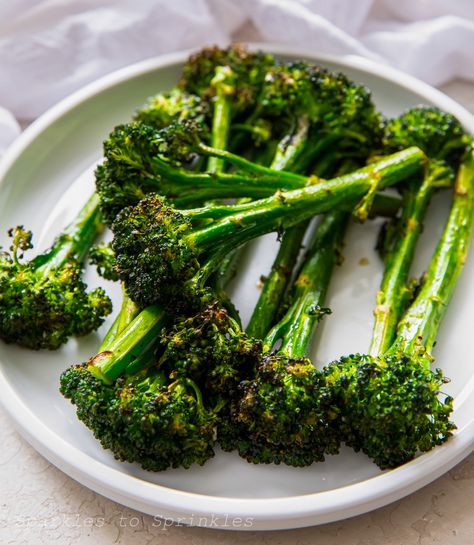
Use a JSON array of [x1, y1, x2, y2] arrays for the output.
[[188, 147, 425, 252], [128, 144, 404, 208], [369, 164, 452, 356], [283, 133, 341, 175], [199, 143, 306, 183], [246, 120, 312, 338], [153, 166, 307, 194], [204, 67, 246, 323], [100, 288, 140, 351], [125, 346, 163, 378], [88, 305, 168, 384], [207, 67, 233, 174], [390, 150, 474, 360], [270, 116, 310, 171], [34, 193, 103, 273], [246, 223, 308, 339], [263, 211, 348, 358]]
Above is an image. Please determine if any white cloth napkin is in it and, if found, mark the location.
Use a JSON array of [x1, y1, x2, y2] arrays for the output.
[[0, 0, 473, 151]]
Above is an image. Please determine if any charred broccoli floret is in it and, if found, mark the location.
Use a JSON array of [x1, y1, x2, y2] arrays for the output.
[[61, 364, 216, 471], [111, 148, 424, 311], [60, 298, 219, 471], [96, 87, 208, 226], [384, 105, 471, 169], [325, 352, 453, 469], [219, 211, 348, 466], [325, 150, 474, 469], [89, 242, 118, 281], [0, 194, 112, 350], [134, 88, 209, 129], [256, 62, 384, 173], [179, 45, 275, 115], [219, 355, 335, 466], [159, 301, 261, 399]]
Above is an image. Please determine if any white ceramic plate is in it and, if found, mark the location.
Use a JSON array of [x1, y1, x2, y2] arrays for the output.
[[1, 45, 474, 531]]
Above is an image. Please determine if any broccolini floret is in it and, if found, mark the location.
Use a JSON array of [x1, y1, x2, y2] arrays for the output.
[[89, 242, 118, 281], [256, 62, 384, 173], [60, 295, 219, 471], [134, 88, 209, 129], [61, 363, 217, 471], [179, 45, 275, 116], [159, 302, 261, 400], [0, 194, 112, 350], [219, 211, 348, 466]]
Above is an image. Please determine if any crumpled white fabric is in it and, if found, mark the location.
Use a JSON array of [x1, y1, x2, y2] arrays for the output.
[[0, 0, 473, 151]]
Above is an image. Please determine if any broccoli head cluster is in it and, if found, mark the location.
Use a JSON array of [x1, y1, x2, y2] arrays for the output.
[[60, 363, 217, 471], [111, 195, 202, 311], [0, 226, 111, 350], [219, 355, 340, 466], [324, 352, 455, 469], [160, 302, 261, 398]]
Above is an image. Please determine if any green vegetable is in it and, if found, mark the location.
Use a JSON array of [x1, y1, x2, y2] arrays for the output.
[[60, 288, 219, 471], [219, 211, 348, 466], [0, 194, 112, 349], [370, 106, 470, 354], [325, 149, 474, 469], [111, 147, 424, 312]]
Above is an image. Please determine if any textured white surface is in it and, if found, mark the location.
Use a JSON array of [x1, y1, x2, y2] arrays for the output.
[[1, 80, 474, 543]]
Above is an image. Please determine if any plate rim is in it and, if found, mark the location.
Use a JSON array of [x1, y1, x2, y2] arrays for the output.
[[1, 44, 474, 530]]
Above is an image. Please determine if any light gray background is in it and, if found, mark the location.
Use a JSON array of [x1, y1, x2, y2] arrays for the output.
[[1, 80, 474, 545]]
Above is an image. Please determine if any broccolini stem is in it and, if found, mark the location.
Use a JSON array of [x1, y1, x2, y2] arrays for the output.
[[116, 292, 140, 338], [231, 122, 272, 146], [187, 147, 425, 253], [204, 68, 247, 324], [270, 116, 310, 171], [312, 150, 341, 178], [34, 193, 103, 274], [100, 288, 140, 351], [88, 305, 168, 384], [125, 348, 163, 378], [246, 119, 312, 338], [99, 313, 120, 352], [287, 133, 341, 175], [263, 211, 348, 358], [390, 150, 474, 361], [246, 223, 307, 339], [160, 169, 309, 205], [135, 149, 403, 207], [369, 164, 453, 356], [207, 67, 233, 174], [198, 143, 308, 183]]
